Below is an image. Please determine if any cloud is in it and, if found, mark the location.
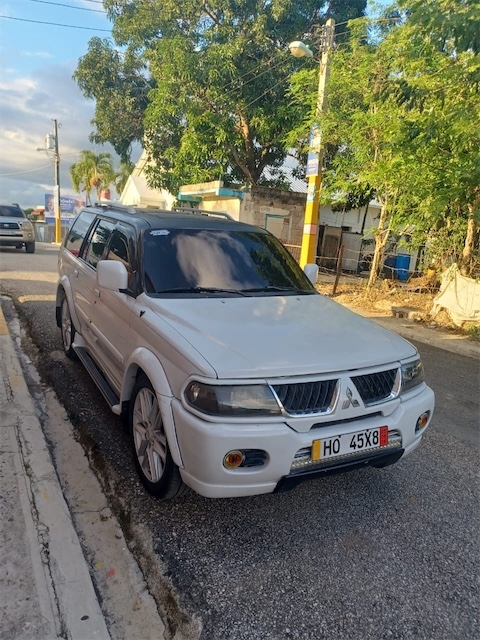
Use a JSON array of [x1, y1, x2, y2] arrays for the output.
[[0, 60, 120, 207], [23, 51, 54, 59]]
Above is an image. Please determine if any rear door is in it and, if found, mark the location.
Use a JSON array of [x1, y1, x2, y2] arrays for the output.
[[89, 223, 137, 391], [73, 217, 116, 354]]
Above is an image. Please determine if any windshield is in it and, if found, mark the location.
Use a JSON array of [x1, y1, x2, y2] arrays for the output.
[[143, 228, 316, 296], [0, 206, 24, 218]]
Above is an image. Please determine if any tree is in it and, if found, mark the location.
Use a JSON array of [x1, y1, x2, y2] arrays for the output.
[[115, 160, 135, 196], [69, 151, 116, 204], [392, 0, 480, 274], [287, 1, 480, 283], [74, 0, 367, 194]]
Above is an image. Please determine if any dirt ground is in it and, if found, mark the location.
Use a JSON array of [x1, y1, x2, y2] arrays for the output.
[[316, 273, 479, 341]]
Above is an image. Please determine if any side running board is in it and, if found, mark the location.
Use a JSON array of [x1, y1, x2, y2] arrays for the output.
[[75, 347, 120, 410]]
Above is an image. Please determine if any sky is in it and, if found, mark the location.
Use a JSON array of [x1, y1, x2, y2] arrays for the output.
[[0, 0, 121, 208], [0, 1, 386, 210]]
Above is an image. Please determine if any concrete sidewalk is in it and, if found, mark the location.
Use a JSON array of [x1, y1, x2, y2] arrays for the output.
[[0, 306, 110, 640], [345, 305, 480, 360]]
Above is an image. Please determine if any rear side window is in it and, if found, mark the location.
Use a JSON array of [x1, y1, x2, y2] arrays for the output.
[[85, 219, 116, 268], [65, 210, 95, 256]]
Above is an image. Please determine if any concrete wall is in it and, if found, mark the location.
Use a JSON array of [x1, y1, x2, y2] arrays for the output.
[[240, 186, 306, 242], [196, 196, 242, 221]]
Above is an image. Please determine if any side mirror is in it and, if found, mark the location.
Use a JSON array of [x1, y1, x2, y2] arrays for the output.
[[97, 260, 128, 291], [304, 263, 319, 285]]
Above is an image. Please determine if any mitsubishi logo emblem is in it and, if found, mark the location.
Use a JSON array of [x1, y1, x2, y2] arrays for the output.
[[342, 387, 360, 409]]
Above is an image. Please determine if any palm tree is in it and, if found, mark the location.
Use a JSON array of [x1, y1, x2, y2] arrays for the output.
[[70, 150, 115, 204], [115, 161, 135, 197]]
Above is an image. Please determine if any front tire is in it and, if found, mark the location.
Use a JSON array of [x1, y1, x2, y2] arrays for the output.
[[25, 241, 35, 253], [61, 297, 77, 359], [130, 374, 188, 499]]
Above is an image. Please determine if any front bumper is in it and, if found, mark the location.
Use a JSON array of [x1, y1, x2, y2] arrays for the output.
[[0, 230, 34, 246], [171, 385, 435, 498]]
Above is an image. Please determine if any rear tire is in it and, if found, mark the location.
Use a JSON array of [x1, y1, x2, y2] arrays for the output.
[[25, 241, 35, 253], [130, 374, 188, 499], [60, 297, 77, 359]]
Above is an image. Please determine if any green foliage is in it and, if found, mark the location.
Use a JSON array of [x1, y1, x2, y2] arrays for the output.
[[287, 0, 480, 282], [74, 38, 151, 162], [464, 323, 480, 341], [75, 0, 367, 193], [69, 150, 116, 203], [115, 160, 135, 195], [399, 0, 480, 55]]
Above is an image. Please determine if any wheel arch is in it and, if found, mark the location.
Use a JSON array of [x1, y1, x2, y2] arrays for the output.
[[122, 348, 184, 468], [55, 277, 80, 332]]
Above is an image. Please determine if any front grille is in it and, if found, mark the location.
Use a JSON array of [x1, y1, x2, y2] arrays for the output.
[[0, 222, 20, 230], [272, 379, 338, 416], [351, 368, 398, 405]]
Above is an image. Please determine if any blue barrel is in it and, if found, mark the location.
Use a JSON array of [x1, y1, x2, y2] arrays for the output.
[[396, 254, 410, 281]]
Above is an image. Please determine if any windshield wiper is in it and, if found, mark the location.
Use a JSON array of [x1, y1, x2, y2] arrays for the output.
[[157, 286, 248, 296], [241, 286, 312, 294]]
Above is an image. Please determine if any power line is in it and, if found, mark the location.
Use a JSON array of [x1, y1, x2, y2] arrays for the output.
[[0, 163, 53, 177], [243, 58, 310, 109], [335, 16, 402, 29], [0, 15, 111, 32], [27, 0, 106, 13]]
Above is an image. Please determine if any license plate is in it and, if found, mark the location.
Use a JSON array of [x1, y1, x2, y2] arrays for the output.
[[312, 426, 388, 461], [0, 230, 19, 236]]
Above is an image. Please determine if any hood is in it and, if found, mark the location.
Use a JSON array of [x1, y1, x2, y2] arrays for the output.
[[148, 294, 417, 379]]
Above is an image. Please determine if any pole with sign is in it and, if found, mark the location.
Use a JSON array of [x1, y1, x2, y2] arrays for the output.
[[299, 19, 335, 268]]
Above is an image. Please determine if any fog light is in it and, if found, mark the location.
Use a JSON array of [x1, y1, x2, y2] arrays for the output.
[[416, 411, 430, 432], [223, 450, 245, 469]]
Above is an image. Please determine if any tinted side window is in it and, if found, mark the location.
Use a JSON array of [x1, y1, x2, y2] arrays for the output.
[[85, 219, 115, 268], [65, 211, 95, 256], [107, 230, 130, 268]]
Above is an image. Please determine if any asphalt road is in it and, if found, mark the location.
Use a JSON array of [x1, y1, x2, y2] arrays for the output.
[[1, 243, 478, 640]]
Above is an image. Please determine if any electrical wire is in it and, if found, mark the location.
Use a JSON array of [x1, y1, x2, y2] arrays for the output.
[[335, 16, 402, 29], [0, 163, 53, 177], [243, 58, 310, 109], [26, 0, 106, 13], [0, 15, 111, 31], [221, 55, 295, 94]]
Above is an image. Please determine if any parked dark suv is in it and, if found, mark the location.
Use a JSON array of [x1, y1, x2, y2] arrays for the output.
[[0, 204, 36, 253]]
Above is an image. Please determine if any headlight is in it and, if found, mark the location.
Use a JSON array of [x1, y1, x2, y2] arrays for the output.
[[401, 359, 425, 394], [185, 382, 281, 416]]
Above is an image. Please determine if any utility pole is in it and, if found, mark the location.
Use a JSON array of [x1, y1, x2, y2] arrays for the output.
[[52, 119, 62, 244], [299, 18, 335, 268]]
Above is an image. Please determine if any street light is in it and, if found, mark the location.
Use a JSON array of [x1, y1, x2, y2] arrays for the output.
[[36, 119, 62, 244], [288, 41, 314, 58], [289, 19, 335, 268]]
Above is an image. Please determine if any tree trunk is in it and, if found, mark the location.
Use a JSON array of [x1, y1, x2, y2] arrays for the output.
[[461, 201, 479, 276], [367, 197, 390, 290]]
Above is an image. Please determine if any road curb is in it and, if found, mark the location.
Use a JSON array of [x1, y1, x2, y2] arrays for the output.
[[0, 306, 110, 639]]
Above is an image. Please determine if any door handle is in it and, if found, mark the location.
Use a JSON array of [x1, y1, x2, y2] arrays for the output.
[[74, 269, 79, 277], [94, 288, 100, 298]]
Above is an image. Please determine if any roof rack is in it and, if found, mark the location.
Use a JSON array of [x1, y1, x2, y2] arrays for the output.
[[91, 201, 139, 215], [171, 206, 233, 220], [89, 201, 234, 221]]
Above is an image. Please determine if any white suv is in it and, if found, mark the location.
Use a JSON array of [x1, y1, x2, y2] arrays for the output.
[[56, 204, 434, 499]]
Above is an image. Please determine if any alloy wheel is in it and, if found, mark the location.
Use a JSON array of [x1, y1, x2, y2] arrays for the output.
[[132, 387, 167, 483]]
